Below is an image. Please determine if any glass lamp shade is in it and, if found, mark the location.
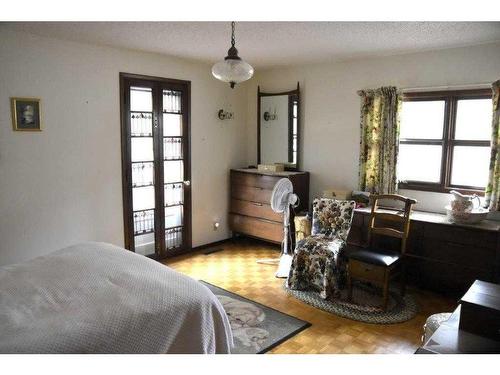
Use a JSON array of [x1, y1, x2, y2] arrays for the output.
[[212, 58, 254, 88]]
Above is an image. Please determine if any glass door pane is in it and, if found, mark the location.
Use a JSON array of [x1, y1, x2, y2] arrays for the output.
[[163, 113, 182, 136], [163, 89, 185, 252], [130, 86, 156, 256]]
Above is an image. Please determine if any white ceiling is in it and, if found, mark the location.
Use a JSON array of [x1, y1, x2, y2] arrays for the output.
[[3, 22, 500, 68]]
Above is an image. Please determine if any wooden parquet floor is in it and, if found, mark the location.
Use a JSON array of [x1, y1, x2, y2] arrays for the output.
[[164, 238, 455, 354]]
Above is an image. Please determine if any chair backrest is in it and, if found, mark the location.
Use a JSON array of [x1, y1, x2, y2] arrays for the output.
[[367, 194, 417, 254], [311, 198, 356, 242]]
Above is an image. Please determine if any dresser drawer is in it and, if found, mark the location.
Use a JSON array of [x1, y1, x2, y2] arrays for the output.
[[349, 259, 386, 283], [229, 214, 283, 243], [417, 238, 495, 271], [231, 184, 273, 204], [424, 224, 497, 249], [406, 257, 495, 296], [231, 171, 281, 190], [231, 199, 282, 222]]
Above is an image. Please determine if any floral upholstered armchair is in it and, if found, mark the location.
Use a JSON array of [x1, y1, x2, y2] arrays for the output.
[[287, 198, 356, 300]]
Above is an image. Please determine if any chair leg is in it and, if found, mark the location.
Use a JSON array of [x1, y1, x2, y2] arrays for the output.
[[347, 264, 352, 301], [400, 263, 407, 297], [382, 273, 389, 311], [347, 271, 352, 301]]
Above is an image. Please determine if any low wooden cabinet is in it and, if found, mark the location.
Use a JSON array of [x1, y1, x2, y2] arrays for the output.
[[346, 208, 500, 297], [229, 168, 309, 244]]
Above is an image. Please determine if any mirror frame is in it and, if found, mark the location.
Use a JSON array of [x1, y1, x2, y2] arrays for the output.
[[257, 82, 300, 170]]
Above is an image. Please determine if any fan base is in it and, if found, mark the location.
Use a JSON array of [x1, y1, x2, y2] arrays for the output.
[[256, 258, 280, 265], [275, 254, 293, 278], [256, 255, 292, 278]]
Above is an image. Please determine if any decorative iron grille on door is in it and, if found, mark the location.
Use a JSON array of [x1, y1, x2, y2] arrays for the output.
[[120, 73, 191, 258]]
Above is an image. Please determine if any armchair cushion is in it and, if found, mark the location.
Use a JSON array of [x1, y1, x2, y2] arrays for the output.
[[287, 235, 346, 299], [288, 198, 356, 300]]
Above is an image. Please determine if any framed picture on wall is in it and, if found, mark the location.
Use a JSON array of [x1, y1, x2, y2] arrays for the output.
[[11, 97, 42, 131]]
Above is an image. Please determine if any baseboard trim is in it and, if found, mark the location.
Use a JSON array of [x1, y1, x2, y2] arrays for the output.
[[191, 238, 233, 252]]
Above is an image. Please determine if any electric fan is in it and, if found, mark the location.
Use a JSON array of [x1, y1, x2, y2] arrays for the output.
[[257, 178, 299, 278]]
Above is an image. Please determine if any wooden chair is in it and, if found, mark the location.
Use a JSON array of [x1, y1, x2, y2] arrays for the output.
[[346, 194, 417, 310]]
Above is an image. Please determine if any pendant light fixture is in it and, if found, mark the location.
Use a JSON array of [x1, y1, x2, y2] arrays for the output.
[[212, 21, 254, 88]]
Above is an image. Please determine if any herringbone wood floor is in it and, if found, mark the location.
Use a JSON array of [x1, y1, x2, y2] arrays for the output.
[[164, 238, 455, 354]]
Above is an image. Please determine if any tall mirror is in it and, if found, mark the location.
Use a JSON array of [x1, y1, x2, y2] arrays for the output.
[[258, 83, 300, 170]]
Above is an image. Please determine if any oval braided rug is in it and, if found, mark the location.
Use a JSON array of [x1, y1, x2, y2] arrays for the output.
[[283, 281, 419, 324]]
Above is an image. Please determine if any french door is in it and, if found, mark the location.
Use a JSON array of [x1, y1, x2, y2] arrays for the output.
[[120, 73, 191, 258]]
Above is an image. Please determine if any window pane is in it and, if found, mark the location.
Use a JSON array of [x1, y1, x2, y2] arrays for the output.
[[163, 137, 183, 160], [132, 186, 155, 211], [165, 227, 183, 250], [133, 209, 154, 234], [400, 101, 445, 140], [131, 138, 153, 162], [130, 87, 152, 112], [398, 144, 442, 183], [164, 160, 183, 183], [451, 146, 490, 188], [165, 205, 183, 229], [130, 112, 153, 136], [132, 162, 154, 187], [163, 113, 182, 136], [455, 99, 492, 141], [163, 90, 182, 113], [164, 182, 184, 206], [134, 233, 155, 256]]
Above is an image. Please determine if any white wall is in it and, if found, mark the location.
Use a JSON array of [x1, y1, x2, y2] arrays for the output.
[[0, 29, 248, 266], [2, 29, 499, 266], [246, 42, 500, 213]]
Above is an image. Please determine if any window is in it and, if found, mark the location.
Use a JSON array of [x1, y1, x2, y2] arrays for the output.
[[398, 89, 492, 194]]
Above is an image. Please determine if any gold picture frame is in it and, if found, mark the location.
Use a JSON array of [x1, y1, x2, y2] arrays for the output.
[[11, 97, 42, 131]]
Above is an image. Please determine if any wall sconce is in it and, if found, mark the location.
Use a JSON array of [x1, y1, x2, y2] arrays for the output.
[[218, 109, 233, 120], [263, 109, 277, 121]]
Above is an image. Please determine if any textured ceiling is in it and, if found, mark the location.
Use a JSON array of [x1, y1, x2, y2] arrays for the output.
[[3, 22, 500, 68]]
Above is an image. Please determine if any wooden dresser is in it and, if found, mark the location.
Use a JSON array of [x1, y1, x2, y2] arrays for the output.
[[229, 168, 309, 244], [346, 208, 500, 297]]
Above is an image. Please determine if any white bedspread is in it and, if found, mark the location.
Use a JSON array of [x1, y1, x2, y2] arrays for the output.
[[0, 242, 232, 353]]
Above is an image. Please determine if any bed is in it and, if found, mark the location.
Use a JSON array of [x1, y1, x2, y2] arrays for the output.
[[0, 242, 233, 354]]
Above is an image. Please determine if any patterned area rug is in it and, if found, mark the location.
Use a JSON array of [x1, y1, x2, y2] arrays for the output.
[[200, 281, 311, 354], [284, 281, 418, 324]]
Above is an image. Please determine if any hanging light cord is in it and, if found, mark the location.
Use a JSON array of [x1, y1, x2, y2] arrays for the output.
[[231, 21, 236, 48]]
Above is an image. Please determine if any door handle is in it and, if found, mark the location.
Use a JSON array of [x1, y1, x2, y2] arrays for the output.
[[183, 180, 191, 186]]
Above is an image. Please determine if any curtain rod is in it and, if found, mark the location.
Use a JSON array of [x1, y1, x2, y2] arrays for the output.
[[401, 82, 491, 93]]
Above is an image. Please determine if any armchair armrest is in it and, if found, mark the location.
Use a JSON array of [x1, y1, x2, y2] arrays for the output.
[[294, 215, 311, 242]]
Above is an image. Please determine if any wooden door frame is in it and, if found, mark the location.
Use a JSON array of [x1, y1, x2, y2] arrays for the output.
[[119, 72, 192, 259]]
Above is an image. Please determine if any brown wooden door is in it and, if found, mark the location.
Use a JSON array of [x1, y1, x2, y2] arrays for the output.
[[120, 73, 191, 259]]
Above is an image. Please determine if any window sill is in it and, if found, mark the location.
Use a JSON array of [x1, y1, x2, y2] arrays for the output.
[[398, 183, 485, 196]]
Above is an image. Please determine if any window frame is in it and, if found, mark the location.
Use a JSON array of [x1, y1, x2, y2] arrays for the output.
[[399, 89, 492, 195]]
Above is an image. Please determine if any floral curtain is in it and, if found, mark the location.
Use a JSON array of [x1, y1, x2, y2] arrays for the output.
[[485, 80, 500, 211], [358, 86, 401, 194]]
